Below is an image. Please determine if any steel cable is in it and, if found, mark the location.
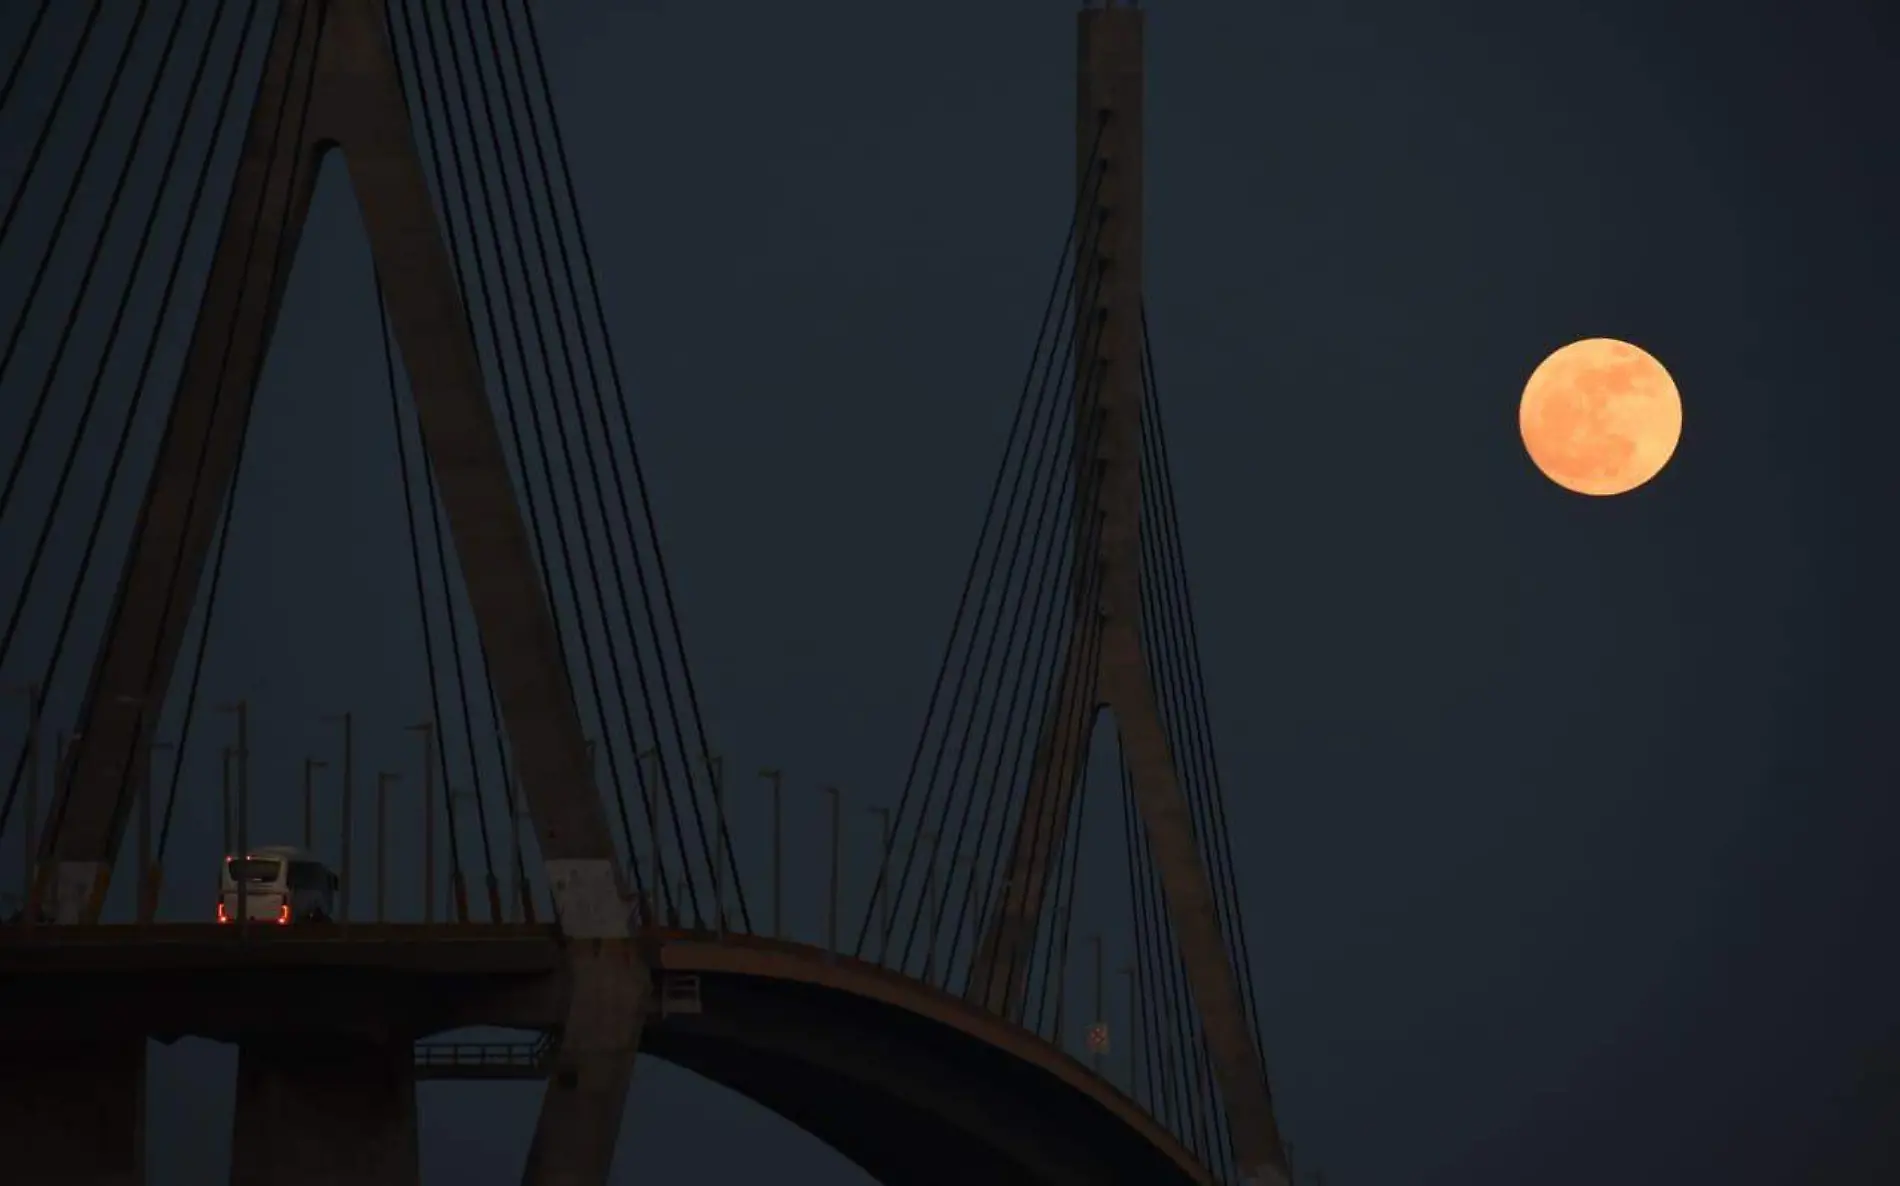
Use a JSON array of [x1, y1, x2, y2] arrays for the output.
[[147, 0, 328, 876], [0, 0, 251, 841], [853, 115, 1109, 963], [910, 174, 1108, 977], [0, 0, 160, 529], [444, 2, 652, 907], [499, 0, 736, 927]]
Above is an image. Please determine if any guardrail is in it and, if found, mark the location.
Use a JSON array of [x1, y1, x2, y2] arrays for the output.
[[414, 1035, 553, 1080]]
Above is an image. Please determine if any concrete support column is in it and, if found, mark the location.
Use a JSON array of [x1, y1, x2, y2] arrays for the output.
[[521, 943, 649, 1186], [229, 1036, 419, 1186], [0, 1036, 147, 1185]]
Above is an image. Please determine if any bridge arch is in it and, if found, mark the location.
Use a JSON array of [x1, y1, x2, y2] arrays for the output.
[[641, 936, 1214, 1186]]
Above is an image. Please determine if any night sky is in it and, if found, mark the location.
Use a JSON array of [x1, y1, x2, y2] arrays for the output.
[[2, 0, 1898, 1183]]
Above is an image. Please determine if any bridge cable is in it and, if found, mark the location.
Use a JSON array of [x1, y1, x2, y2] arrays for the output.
[[145, 0, 330, 877], [952, 258, 1112, 1008], [378, 264, 470, 922], [1122, 715, 1206, 1155], [502, 0, 740, 928], [34, 0, 309, 868], [1120, 752, 1171, 1123], [0, 0, 106, 261], [1140, 301, 1269, 1065], [853, 114, 1107, 965], [1130, 746, 1222, 1166], [385, 0, 529, 924], [0, 0, 258, 848], [1138, 427, 1256, 1036], [936, 230, 1107, 992], [421, 0, 658, 918], [1137, 371, 1253, 1173], [914, 174, 1108, 983], [0, 0, 53, 118], [394, 0, 546, 920], [444, 0, 652, 909], [927, 210, 1107, 982], [0, 0, 159, 534], [372, 4, 477, 924], [888, 224, 1103, 980], [0, 0, 215, 690], [1027, 660, 1099, 1037], [1023, 428, 1110, 1033], [488, 0, 718, 925], [974, 220, 1119, 1017]]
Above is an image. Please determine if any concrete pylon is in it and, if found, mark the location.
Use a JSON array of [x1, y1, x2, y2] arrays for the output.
[[29, 1, 647, 1182]]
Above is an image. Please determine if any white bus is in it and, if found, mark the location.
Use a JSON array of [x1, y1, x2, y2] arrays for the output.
[[218, 846, 339, 925]]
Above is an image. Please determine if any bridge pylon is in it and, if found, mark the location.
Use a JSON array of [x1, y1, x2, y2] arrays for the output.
[[21, 1, 645, 1183], [967, 7, 1293, 1185]]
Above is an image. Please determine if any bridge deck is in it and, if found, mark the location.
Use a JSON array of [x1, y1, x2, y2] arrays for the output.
[[0, 923, 565, 972], [0, 923, 1212, 1184]]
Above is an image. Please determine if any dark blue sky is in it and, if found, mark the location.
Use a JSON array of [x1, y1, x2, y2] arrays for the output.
[[3, 0, 1898, 1183]]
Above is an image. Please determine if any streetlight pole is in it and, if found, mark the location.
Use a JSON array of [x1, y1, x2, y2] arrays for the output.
[[921, 831, 939, 982], [707, 752, 725, 936], [866, 805, 891, 953], [301, 757, 327, 853], [449, 781, 476, 923], [219, 746, 233, 856], [406, 721, 435, 923], [1119, 960, 1139, 1096], [321, 712, 354, 921], [1090, 934, 1105, 1074], [217, 701, 250, 933], [5, 683, 38, 915], [375, 771, 399, 923], [501, 773, 520, 922], [759, 768, 783, 939], [49, 730, 82, 919], [640, 746, 666, 923], [140, 740, 174, 924], [823, 785, 841, 959]]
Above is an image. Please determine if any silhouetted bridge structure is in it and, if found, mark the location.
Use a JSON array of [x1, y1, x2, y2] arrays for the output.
[[0, 1, 1298, 1184]]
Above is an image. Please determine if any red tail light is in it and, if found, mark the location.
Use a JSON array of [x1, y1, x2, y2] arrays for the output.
[[277, 904, 290, 925], [216, 900, 230, 924]]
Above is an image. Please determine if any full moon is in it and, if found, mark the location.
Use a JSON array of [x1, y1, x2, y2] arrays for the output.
[[1518, 337, 1683, 496]]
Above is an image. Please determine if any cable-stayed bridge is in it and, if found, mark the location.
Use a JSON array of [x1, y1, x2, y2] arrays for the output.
[[0, 2, 1293, 1183]]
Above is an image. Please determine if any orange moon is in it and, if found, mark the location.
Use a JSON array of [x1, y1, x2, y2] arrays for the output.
[[1518, 337, 1682, 496]]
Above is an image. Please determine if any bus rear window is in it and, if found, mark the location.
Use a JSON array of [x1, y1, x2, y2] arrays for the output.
[[226, 858, 282, 884]]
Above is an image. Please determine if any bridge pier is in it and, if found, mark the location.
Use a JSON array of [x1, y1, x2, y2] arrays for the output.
[[0, 1035, 147, 1185], [229, 1037, 419, 1186], [521, 941, 649, 1186]]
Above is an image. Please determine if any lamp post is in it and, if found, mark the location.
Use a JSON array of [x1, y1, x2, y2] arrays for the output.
[[217, 701, 250, 933], [1089, 934, 1105, 1074], [320, 712, 354, 921], [921, 831, 939, 982], [638, 746, 665, 923], [1119, 960, 1139, 1096], [707, 752, 725, 936], [375, 771, 399, 923], [218, 745, 233, 855], [759, 768, 783, 938], [5, 683, 39, 915], [822, 785, 841, 958], [405, 721, 436, 923], [449, 781, 477, 923], [866, 805, 891, 953], [499, 774, 520, 923], [140, 740, 174, 924]]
